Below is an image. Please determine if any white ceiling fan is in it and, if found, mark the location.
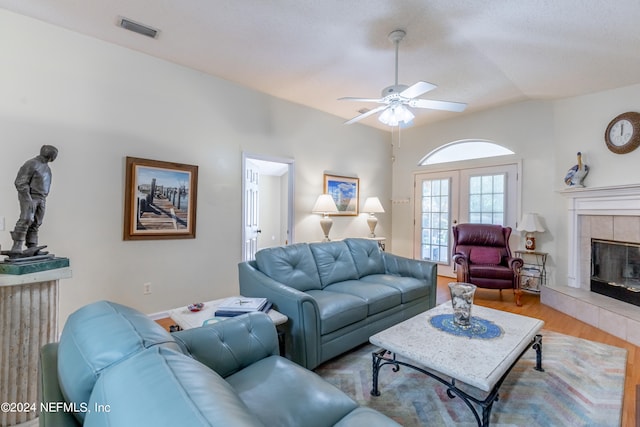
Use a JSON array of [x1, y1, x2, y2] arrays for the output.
[[340, 29, 467, 127]]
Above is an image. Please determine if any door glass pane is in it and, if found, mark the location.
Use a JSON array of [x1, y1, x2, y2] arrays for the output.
[[420, 178, 450, 263], [468, 173, 506, 225]]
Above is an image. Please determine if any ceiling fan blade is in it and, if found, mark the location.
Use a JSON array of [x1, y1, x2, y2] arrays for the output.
[[338, 96, 385, 103], [399, 81, 437, 99], [344, 105, 388, 125], [408, 98, 467, 112]]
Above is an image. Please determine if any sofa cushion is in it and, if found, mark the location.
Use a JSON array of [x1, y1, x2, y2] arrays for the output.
[[226, 355, 358, 427], [306, 290, 368, 335], [360, 274, 429, 303], [57, 300, 180, 423], [324, 281, 401, 315], [469, 247, 502, 265], [85, 346, 264, 427], [310, 241, 359, 287], [469, 264, 515, 280], [255, 243, 322, 291], [344, 238, 385, 277]]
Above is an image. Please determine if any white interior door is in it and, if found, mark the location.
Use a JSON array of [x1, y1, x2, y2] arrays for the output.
[[243, 159, 260, 261], [242, 153, 295, 261], [414, 163, 519, 277]]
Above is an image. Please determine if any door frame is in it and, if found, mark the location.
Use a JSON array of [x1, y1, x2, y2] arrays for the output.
[[413, 159, 522, 277], [241, 152, 295, 261]]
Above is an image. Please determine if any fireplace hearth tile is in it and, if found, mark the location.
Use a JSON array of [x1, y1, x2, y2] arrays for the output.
[[600, 309, 626, 341], [542, 284, 640, 347], [574, 298, 598, 325]]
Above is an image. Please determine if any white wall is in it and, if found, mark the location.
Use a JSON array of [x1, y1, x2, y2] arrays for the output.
[[0, 10, 391, 324], [391, 88, 640, 287], [390, 100, 556, 261], [552, 83, 640, 284]]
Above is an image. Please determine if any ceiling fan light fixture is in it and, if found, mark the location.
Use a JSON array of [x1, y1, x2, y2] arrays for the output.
[[340, 29, 467, 127], [378, 104, 414, 127]]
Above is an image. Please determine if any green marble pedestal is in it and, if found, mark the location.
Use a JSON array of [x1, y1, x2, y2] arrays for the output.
[[0, 257, 70, 275]]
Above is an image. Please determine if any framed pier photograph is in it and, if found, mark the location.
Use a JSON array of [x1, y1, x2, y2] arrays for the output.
[[124, 157, 198, 240]]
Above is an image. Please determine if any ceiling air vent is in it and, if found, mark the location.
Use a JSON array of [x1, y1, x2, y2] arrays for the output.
[[119, 17, 159, 39]]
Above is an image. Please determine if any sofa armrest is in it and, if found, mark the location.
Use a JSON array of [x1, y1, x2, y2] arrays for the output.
[[382, 252, 438, 307], [238, 261, 321, 369], [172, 312, 279, 378], [38, 343, 81, 427]]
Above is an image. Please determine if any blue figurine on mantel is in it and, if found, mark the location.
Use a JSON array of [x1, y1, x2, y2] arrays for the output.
[[564, 151, 589, 188]]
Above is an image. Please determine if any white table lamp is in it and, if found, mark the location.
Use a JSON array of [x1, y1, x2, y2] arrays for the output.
[[312, 194, 339, 241], [517, 213, 545, 251], [362, 197, 385, 237]]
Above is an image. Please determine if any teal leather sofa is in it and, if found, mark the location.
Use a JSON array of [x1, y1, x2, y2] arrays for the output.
[[39, 300, 400, 427], [238, 238, 437, 370]]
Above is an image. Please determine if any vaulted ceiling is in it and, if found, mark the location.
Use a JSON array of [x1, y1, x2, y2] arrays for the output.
[[2, 0, 640, 131]]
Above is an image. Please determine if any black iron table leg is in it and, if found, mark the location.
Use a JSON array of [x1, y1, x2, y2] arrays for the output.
[[533, 334, 544, 371], [370, 334, 543, 427]]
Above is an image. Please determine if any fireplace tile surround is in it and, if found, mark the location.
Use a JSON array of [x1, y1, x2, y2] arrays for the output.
[[541, 184, 640, 347]]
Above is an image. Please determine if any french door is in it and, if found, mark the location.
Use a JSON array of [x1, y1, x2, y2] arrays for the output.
[[414, 164, 518, 276]]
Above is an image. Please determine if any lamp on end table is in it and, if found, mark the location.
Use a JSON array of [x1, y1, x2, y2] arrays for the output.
[[312, 194, 339, 241], [362, 197, 385, 237], [517, 213, 545, 251]]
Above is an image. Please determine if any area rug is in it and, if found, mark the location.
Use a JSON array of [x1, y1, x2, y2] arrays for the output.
[[315, 330, 627, 426]]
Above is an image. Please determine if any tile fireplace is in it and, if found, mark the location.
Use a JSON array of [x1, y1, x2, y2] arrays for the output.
[[591, 238, 640, 307], [541, 184, 640, 347]]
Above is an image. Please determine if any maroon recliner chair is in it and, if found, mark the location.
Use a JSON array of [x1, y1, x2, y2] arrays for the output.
[[452, 223, 524, 306]]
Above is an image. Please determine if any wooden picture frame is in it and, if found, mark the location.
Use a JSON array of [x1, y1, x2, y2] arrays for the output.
[[323, 174, 359, 216], [124, 157, 198, 240]]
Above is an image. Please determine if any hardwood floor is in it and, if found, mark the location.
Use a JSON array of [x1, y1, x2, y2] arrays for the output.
[[435, 277, 638, 427], [157, 277, 639, 426]]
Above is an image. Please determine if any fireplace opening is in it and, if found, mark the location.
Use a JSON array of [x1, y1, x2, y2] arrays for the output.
[[591, 238, 640, 307]]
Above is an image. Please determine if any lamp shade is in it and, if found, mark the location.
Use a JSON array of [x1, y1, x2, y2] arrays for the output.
[[312, 194, 338, 214], [362, 197, 385, 213], [517, 213, 545, 232]]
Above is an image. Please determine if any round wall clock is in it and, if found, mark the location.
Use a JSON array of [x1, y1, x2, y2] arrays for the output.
[[604, 111, 640, 154]]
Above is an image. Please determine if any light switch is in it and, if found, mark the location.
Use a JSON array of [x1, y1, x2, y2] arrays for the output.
[[0, 216, 4, 231]]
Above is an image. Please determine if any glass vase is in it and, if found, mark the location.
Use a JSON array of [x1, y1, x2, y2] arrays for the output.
[[448, 282, 477, 328]]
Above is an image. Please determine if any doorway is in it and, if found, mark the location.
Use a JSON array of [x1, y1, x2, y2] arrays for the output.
[[413, 163, 519, 276], [242, 153, 295, 261]]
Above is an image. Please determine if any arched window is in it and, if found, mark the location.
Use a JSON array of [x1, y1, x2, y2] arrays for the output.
[[419, 139, 514, 166]]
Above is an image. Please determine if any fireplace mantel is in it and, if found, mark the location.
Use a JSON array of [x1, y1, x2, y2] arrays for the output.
[[560, 184, 640, 288]]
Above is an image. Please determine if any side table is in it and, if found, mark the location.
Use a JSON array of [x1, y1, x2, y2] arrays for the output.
[[168, 297, 288, 354], [514, 250, 547, 293]]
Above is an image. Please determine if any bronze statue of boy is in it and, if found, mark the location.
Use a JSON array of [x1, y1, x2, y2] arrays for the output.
[[7, 145, 58, 256]]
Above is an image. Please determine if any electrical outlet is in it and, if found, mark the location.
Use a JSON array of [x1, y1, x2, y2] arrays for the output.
[[143, 282, 152, 295]]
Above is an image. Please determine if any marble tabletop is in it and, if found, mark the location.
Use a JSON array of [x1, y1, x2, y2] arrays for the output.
[[369, 302, 544, 392]]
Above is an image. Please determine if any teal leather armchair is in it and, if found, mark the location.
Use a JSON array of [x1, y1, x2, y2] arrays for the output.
[[39, 300, 400, 427]]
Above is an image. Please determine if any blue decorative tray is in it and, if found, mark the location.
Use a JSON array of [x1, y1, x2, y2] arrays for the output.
[[429, 314, 503, 339]]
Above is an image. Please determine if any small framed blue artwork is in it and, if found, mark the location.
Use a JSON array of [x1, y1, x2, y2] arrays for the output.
[[323, 174, 359, 216]]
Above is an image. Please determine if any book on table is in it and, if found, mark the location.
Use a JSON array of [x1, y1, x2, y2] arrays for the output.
[[214, 301, 273, 318], [216, 297, 268, 313]]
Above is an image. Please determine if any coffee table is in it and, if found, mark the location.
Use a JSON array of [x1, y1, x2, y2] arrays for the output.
[[369, 302, 544, 427]]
